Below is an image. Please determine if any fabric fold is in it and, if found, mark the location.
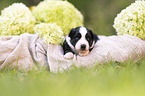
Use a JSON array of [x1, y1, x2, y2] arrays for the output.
[[0, 34, 145, 73]]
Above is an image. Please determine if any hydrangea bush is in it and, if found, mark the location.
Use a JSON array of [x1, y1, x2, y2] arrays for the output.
[[0, 3, 36, 36], [32, 0, 84, 36], [34, 23, 64, 45], [113, 0, 145, 39], [0, 0, 84, 45]]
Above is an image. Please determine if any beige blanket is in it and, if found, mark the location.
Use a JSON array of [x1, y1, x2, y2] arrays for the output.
[[0, 33, 145, 73], [0, 33, 48, 71], [47, 35, 145, 73]]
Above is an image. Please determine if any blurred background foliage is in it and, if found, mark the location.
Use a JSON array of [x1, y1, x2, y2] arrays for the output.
[[0, 0, 135, 35]]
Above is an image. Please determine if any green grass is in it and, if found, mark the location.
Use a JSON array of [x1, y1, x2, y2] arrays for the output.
[[1, 59, 145, 96]]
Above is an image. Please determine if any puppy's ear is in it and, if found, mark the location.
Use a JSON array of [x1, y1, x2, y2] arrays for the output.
[[88, 29, 94, 39], [68, 28, 76, 37], [88, 29, 99, 42], [93, 33, 99, 42]]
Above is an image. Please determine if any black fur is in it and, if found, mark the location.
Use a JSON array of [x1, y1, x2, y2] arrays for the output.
[[63, 40, 76, 55]]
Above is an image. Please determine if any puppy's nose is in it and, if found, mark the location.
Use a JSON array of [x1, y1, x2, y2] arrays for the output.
[[81, 44, 86, 50]]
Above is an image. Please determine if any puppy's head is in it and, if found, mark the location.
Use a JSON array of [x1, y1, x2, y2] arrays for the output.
[[66, 26, 99, 56]]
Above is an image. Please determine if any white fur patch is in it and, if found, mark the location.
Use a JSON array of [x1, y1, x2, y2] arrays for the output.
[[66, 36, 75, 50], [64, 52, 74, 60], [65, 36, 76, 53]]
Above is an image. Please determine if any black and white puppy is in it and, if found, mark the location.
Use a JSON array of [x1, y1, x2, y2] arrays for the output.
[[63, 26, 99, 59]]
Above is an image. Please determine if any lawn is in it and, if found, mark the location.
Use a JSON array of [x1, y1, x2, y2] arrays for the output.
[[0, 59, 145, 96]]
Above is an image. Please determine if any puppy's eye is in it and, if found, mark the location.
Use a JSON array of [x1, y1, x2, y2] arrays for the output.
[[87, 37, 90, 40], [75, 37, 79, 40], [74, 36, 79, 40], [73, 33, 81, 40]]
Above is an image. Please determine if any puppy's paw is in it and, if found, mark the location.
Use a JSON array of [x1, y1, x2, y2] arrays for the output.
[[64, 52, 74, 60]]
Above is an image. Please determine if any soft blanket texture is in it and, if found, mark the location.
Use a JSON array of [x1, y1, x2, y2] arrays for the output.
[[0, 33, 145, 73], [48, 35, 145, 73], [0, 33, 48, 71]]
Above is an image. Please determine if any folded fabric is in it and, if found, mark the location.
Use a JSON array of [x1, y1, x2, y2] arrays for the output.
[[0, 33, 145, 73], [47, 35, 145, 73], [0, 33, 48, 72]]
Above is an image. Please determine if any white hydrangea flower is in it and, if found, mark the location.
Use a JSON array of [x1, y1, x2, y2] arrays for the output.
[[0, 3, 36, 36], [34, 23, 65, 45], [113, 0, 145, 39], [32, 0, 83, 36]]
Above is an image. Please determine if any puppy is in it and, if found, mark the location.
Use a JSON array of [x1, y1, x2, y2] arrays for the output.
[[63, 26, 99, 59]]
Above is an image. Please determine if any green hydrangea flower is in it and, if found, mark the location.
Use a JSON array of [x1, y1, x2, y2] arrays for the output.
[[0, 3, 36, 36], [32, 0, 83, 36], [113, 0, 145, 39], [34, 23, 64, 45]]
